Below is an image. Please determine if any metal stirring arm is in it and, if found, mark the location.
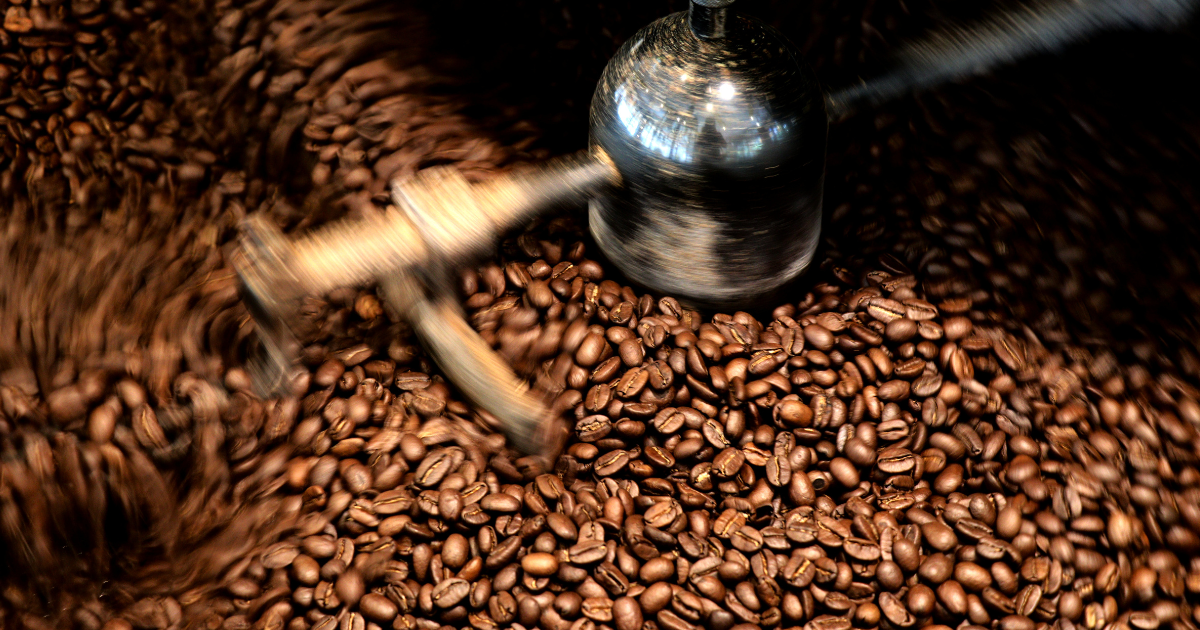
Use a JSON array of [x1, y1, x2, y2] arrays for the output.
[[234, 217, 306, 398], [825, 0, 1199, 119], [379, 272, 552, 455], [233, 149, 618, 453]]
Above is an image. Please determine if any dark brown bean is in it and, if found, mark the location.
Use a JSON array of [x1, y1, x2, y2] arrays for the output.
[[359, 593, 398, 623], [522, 552, 559, 576], [431, 578, 470, 608]]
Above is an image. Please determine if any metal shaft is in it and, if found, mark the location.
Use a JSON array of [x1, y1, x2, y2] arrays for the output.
[[283, 149, 618, 301], [825, 0, 1198, 119]]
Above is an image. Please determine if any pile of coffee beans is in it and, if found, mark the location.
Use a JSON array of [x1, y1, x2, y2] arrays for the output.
[[151, 213, 1200, 630], [2, 0, 1200, 629], [0, 0, 223, 218], [369, 224, 1200, 630]]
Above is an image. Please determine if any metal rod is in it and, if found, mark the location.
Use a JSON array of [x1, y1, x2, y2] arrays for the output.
[[825, 0, 1198, 119], [689, 0, 738, 40], [277, 149, 618, 300]]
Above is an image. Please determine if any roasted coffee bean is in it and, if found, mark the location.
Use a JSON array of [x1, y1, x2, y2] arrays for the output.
[[613, 596, 643, 630], [595, 450, 631, 476], [415, 449, 455, 487], [713, 448, 746, 478], [877, 447, 916, 474], [582, 597, 615, 623], [485, 537, 521, 569], [1000, 615, 1035, 630], [569, 540, 608, 565], [639, 582, 673, 614], [919, 554, 955, 584], [359, 593, 398, 623], [844, 537, 881, 561], [829, 457, 860, 487], [907, 584, 936, 617], [522, 552, 559, 576], [431, 579, 470, 608], [481, 493, 521, 513], [923, 521, 958, 551], [262, 543, 301, 569], [879, 592, 915, 627], [955, 562, 992, 591]]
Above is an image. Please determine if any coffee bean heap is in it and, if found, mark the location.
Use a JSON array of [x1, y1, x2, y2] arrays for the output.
[[162, 221, 1200, 630], [0, 0, 226, 221], [202, 0, 546, 221], [0, 0, 288, 618], [3, 1, 1200, 630], [450, 225, 1200, 630]]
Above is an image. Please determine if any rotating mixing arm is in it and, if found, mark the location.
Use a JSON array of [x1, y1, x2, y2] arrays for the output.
[[825, 0, 1199, 119], [238, 150, 618, 305], [233, 150, 618, 453]]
